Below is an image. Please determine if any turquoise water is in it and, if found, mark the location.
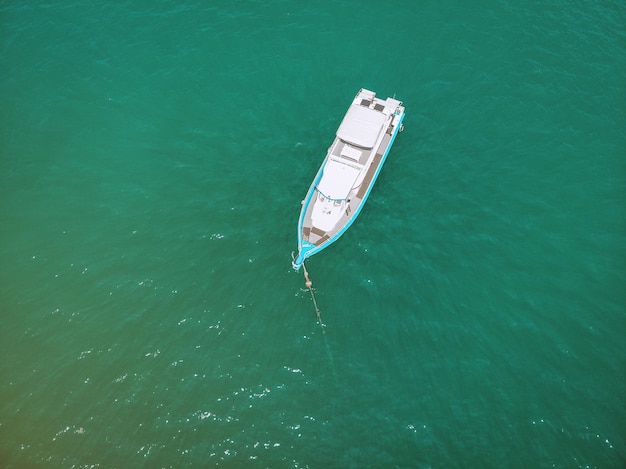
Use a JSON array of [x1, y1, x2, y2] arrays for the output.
[[1, 1, 625, 467]]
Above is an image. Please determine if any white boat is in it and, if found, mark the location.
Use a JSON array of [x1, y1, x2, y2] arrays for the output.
[[292, 88, 405, 270]]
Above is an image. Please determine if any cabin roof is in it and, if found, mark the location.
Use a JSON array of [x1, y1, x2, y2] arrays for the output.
[[316, 160, 361, 200], [336, 105, 387, 149]]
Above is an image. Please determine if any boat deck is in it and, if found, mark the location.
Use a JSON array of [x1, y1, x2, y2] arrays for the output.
[[301, 128, 394, 246]]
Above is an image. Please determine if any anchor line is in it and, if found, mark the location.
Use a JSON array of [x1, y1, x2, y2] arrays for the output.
[[292, 252, 324, 328], [302, 262, 324, 328], [302, 264, 326, 329], [292, 253, 338, 384]]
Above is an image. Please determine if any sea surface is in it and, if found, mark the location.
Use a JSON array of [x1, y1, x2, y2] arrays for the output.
[[1, 1, 625, 467]]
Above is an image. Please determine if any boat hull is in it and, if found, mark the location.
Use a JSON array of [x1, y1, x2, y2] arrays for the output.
[[293, 89, 405, 270]]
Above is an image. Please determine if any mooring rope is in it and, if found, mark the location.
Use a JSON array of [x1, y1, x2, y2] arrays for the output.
[[292, 253, 338, 384], [302, 262, 324, 328], [292, 251, 324, 327]]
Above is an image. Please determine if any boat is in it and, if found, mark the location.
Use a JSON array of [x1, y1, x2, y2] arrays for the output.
[[292, 88, 405, 270]]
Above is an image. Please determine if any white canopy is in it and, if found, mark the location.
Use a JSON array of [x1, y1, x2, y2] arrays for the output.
[[336, 105, 387, 149], [316, 160, 360, 200]]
